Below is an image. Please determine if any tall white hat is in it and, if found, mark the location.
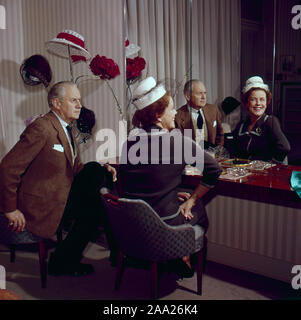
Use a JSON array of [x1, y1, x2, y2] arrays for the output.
[[133, 77, 166, 110]]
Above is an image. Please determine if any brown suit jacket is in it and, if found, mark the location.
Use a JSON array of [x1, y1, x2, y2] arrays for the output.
[[0, 111, 83, 238], [175, 103, 224, 146]]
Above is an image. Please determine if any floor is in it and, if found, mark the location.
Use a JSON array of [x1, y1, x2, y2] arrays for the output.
[[0, 240, 300, 301]]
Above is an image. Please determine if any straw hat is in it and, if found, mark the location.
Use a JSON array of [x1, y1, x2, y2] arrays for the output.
[[45, 29, 91, 60]]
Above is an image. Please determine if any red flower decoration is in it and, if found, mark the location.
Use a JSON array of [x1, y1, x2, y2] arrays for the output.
[[126, 56, 146, 81], [125, 39, 130, 47], [71, 55, 87, 63], [89, 55, 120, 80]]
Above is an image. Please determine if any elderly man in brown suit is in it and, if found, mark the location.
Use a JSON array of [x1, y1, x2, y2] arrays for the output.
[[0, 81, 116, 276], [175, 79, 224, 148]]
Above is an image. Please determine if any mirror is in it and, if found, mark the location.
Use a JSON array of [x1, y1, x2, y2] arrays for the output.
[[241, 0, 301, 165], [125, 0, 301, 164]]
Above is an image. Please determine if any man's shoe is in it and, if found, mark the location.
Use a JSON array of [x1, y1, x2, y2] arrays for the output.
[[48, 255, 94, 277]]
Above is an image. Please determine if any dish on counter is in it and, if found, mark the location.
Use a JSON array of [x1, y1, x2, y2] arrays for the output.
[[221, 158, 253, 168]]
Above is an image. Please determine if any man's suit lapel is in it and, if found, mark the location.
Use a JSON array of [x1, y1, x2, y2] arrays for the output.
[[202, 104, 213, 142], [45, 112, 74, 167], [181, 105, 196, 140]]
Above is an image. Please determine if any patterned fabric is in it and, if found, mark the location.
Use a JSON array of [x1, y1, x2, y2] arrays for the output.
[[0, 214, 41, 244], [101, 192, 204, 262]]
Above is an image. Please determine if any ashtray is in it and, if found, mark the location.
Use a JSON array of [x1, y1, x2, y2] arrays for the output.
[[221, 158, 252, 168]]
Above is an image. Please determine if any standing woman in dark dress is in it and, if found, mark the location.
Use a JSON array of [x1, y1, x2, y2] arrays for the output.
[[119, 77, 222, 276], [232, 76, 290, 163]]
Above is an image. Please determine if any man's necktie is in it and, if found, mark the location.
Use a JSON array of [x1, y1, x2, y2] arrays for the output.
[[197, 110, 203, 130], [66, 125, 75, 155]]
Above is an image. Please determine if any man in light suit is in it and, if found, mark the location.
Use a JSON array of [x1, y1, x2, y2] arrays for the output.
[[0, 81, 116, 276], [175, 79, 224, 148]]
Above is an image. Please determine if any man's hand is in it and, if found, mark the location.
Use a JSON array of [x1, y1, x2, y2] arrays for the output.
[[4, 209, 26, 233], [104, 164, 117, 182]]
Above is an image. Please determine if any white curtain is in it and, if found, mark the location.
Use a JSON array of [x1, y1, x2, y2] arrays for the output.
[[126, 0, 241, 129], [0, 0, 125, 161]]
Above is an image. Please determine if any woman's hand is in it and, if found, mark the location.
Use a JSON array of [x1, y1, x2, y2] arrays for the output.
[[179, 198, 195, 221], [104, 164, 117, 182], [5, 209, 26, 233], [179, 183, 210, 221], [178, 192, 194, 221], [177, 192, 191, 202]]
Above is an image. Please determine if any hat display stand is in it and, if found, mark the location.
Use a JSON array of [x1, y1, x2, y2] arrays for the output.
[[44, 30, 97, 144], [45, 30, 126, 142], [19, 30, 96, 146], [45, 30, 92, 83], [67, 45, 74, 83], [125, 39, 147, 132]]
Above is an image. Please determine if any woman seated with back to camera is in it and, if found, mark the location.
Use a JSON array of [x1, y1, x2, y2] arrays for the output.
[[119, 77, 222, 277], [231, 76, 290, 163]]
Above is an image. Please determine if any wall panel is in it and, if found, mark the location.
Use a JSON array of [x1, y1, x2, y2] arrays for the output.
[[206, 195, 301, 282]]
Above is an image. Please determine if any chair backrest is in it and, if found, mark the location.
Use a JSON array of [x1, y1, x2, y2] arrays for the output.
[[100, 189, 196, 262]]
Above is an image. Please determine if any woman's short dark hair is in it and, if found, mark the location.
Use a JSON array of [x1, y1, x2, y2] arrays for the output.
[[132, 92, 171, 129], [241, 87, 272, 106]]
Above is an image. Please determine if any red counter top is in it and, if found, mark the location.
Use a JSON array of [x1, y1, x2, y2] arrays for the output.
[[182, 164, 301, 209], [111, 158, 301, 209]]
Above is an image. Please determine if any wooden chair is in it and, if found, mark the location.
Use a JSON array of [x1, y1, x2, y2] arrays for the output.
[[0, 214, 62, 288]]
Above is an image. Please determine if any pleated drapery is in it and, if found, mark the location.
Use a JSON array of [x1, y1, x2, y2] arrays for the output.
[[126, 0, 241, 129]]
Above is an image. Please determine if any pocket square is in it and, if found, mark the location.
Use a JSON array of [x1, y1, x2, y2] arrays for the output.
[[53, 144, 64, 152], [213, 120, 217, 127]]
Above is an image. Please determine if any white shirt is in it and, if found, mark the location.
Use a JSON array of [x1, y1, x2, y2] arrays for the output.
[[189, 106, 208, 144], [51, 111, 77, 163]]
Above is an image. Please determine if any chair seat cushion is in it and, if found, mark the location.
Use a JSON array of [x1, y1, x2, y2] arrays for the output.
[[0, 214, 41, 244]]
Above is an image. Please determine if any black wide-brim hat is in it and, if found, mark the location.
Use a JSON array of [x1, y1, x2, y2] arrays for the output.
[[221, 96, 241, 115], [77, 106, 96, 134], [20, 54, 52, 87]]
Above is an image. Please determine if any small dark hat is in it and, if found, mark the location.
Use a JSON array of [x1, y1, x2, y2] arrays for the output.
[[20, 54, 52, 87], [76, 106, 95, 135], [221, 96, 241, 115]]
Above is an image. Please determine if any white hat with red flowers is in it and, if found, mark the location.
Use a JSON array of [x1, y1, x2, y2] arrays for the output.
[[242, 76, 269, 94], [133, 76, 166, 110], [45, 29, 91, 60]]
